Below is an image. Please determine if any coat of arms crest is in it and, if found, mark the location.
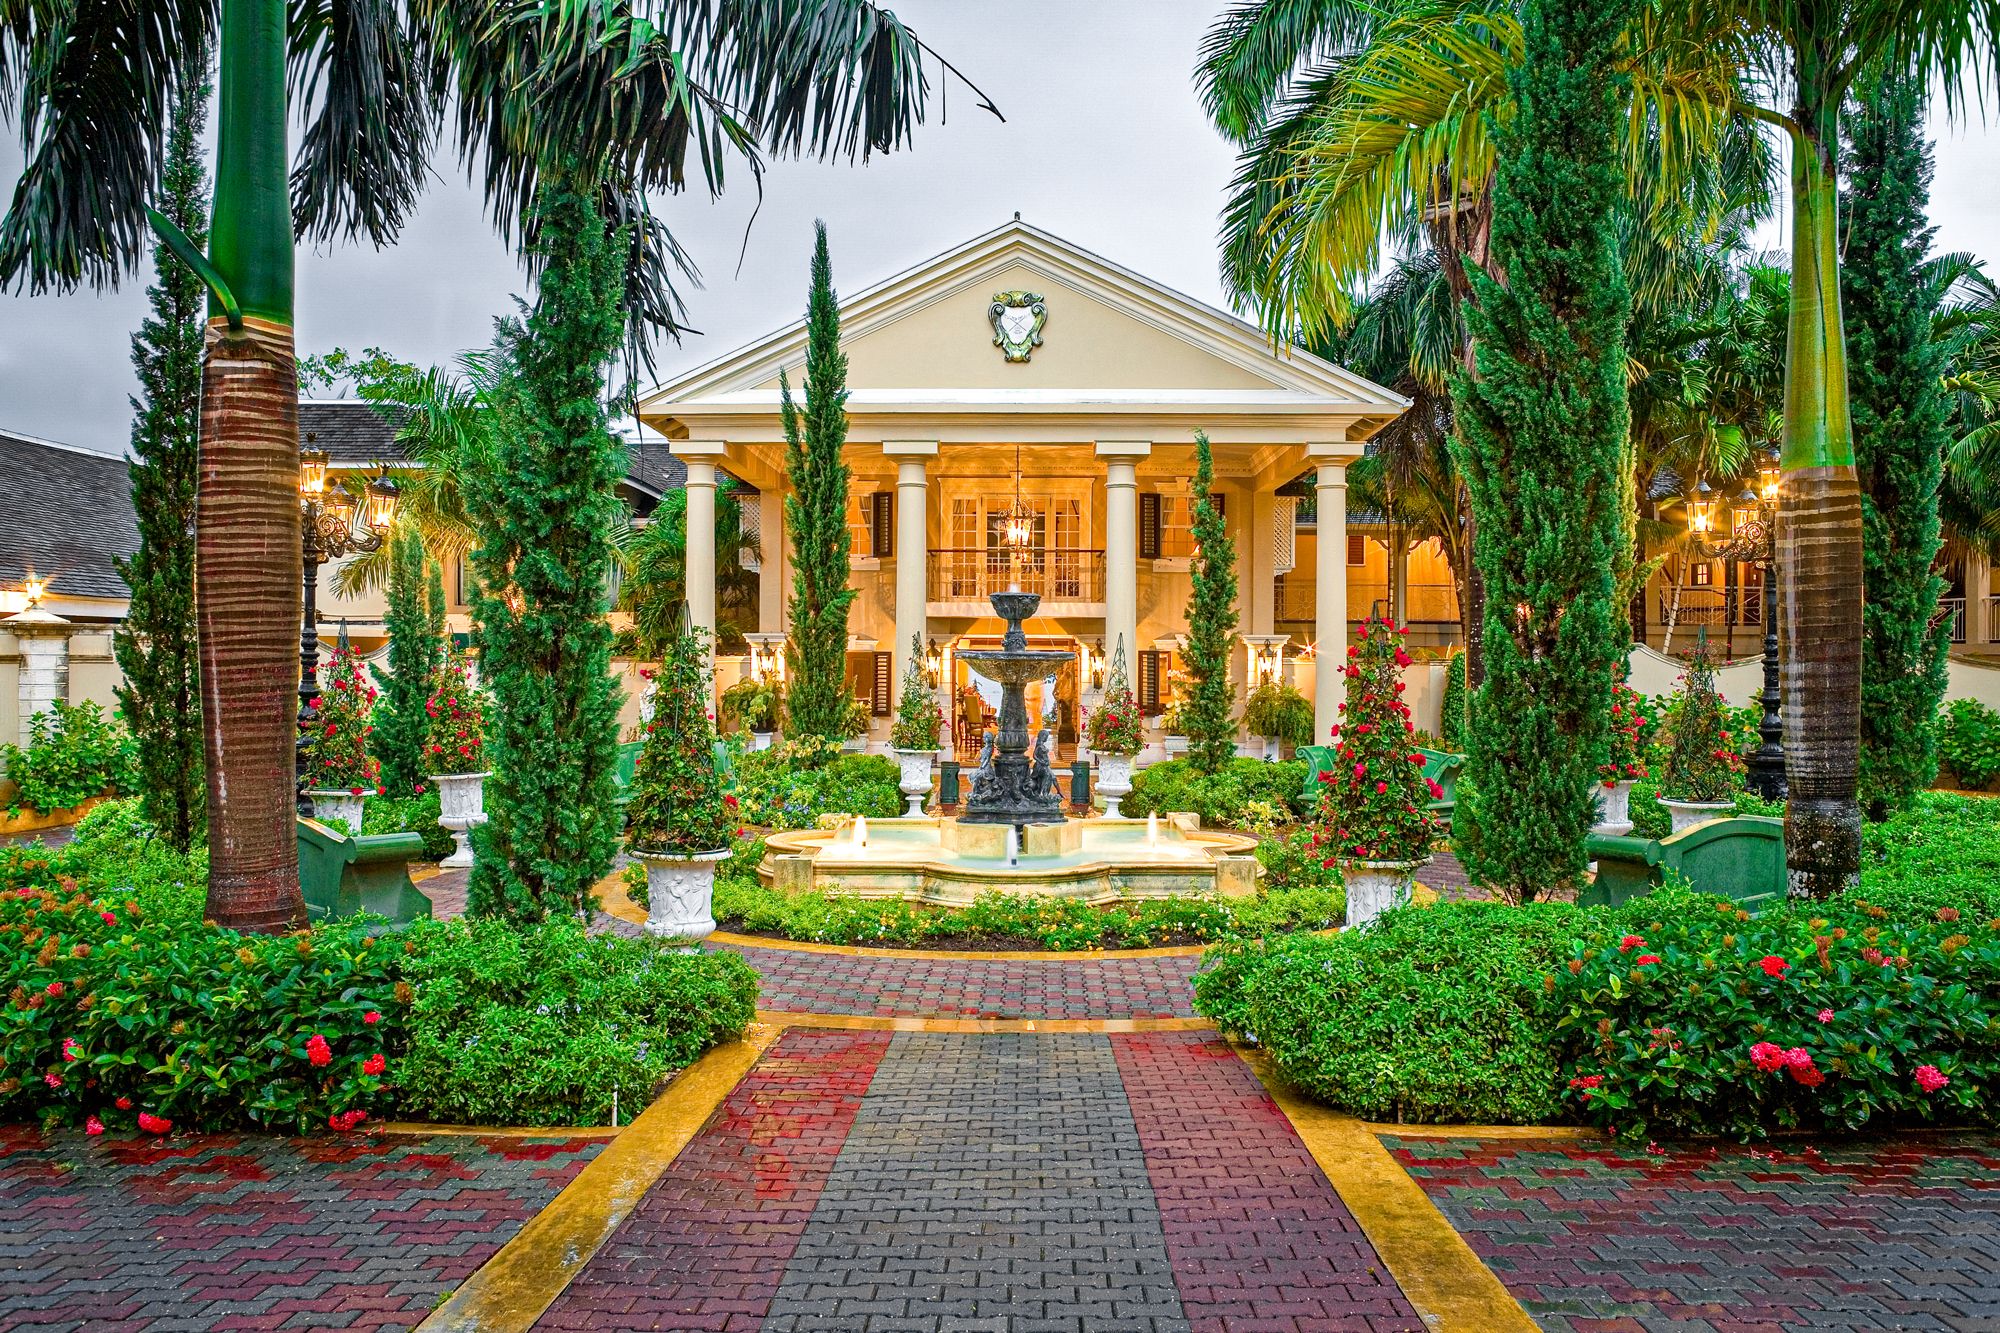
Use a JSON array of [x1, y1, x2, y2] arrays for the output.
[[989, 290, 1047, 362]]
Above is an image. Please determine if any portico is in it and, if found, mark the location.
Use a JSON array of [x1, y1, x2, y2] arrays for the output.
[[639, 220, 1406, 749]]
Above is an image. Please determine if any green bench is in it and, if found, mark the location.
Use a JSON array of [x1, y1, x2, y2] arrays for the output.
[[1298, 743, 1465, 823], [1582, 815, 1786, 911], [297, 818, 433, 925]]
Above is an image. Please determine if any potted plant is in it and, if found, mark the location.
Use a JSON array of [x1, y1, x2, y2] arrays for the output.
[[625, 610, 735, 943], [720, 675, 782, 750], [1593, 680, 1652, 836], [1658, 633, 1744, 834], [1241, 680, 1313, 762], [1158, 674, 1192, 758], [888, 636, 943, 815], [424, 649, 490, 868], [1085, 641, 1144, 816], [840, 693, 872, 753], [305, 645, 382, 832], [1320, 617, 1439, 928]]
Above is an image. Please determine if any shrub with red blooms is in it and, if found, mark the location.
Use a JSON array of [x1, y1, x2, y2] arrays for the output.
[[1316, 617, 1437, 865], [1084, 643, 1145, 757], [1600, 681, 1652, 784], [423, 649, 489, 777], [1553, 890, 1996, 1139], [1657, 635, 1743, 802], [625, 613, 733, 855], [307, 645, 382, 794]]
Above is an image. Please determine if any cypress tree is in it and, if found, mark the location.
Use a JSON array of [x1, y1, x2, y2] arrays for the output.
[[1844, 75, 1951, 820], [113, 62, 208, 853], [1183, 431, 1240, 773], [1448, 0, 1638, 899], [376, 525, 445, 795], [464, 170, 628, 921], [782, 222, 855, 747]]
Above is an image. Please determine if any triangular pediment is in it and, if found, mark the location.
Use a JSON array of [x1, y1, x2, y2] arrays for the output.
[[641, 221, 1405, 413]]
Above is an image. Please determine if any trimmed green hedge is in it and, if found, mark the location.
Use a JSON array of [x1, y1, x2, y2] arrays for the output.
[[1120, 757, 1310, 825]]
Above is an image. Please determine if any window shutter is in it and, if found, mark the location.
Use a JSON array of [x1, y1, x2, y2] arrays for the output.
[[1207, 491, 1226, 519], [871, 491, 894, 558], [873, 652, 893, 715], [1347, 534, 1366, 565], [1139, 493, 1162, 560], [1138, 650, 1161, 712]]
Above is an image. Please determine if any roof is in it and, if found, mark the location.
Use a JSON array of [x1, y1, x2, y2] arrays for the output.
[[0, 431, 139, 601], [638, 218, 1409, 443]]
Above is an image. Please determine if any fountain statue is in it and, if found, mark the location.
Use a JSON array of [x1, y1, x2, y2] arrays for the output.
[[955, 590, 1073, 826]]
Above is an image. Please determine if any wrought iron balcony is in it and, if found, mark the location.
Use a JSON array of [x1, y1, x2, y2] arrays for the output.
[[927, 548, 1105, 604]]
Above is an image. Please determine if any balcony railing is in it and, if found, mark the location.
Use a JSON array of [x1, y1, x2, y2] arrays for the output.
[[927, 548, 1105, 603], [1274, 579, 1460, 624], [1656, 586, 1765, 628], [1943, 596, 1967, 644]]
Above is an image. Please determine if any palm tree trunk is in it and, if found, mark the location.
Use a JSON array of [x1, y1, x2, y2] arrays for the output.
[[199, 319, 306, 930], [197, 0, 306, 930], [1778, 105, 1863, 898]]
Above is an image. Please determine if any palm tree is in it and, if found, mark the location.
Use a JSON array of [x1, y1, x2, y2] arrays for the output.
[[1, 0, 991, 930]]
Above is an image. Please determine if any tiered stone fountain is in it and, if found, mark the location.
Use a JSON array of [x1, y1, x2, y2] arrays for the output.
[[760, 591, 1260, 904]]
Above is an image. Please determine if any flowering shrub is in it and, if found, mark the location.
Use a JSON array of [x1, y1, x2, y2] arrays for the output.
[[1241, 682, 1314, 747], [888, 640, 943, 752], [1254, 824, 1344, 896], [1657, 636, 1742, 802], [1600, 681, 1652, 784], [1318, 617, 1437, 864], [1119, 757, 1309, 825], [726, 745, 902, 829], [1937, 698, 2000, 790], [3, 700, 136, 815], [307, 646, 381, 793], [1085, 646, 1144, 756], [1552, 895, 1998, 1139], [423, 650, 488, 776], [626, 617, 733, 856]]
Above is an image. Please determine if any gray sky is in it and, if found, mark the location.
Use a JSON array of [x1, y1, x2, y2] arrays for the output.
[[4, 0, 1999, 456]]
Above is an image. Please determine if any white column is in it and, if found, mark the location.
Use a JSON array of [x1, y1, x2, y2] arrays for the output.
[[671, 441, 728, 674], [884, 441, 937, 692], [758, 487, 786, 634], [5, 610, 71, 748], [1314, 459, 1349, 744], [1969, 552, 1993, 647], [1097, 441, 1151, 668], [1249, 484, 1276, 636]]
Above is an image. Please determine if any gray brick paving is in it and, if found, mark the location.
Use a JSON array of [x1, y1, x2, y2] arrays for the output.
[[765, 1032, 1191, 1333]]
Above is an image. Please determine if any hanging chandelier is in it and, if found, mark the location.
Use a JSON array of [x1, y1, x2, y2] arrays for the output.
[[1001, 441, 1036, 550]]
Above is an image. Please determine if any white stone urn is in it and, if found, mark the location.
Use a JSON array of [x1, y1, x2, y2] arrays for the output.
[[1660, 796, 1733, 836], [749, 730, 775, 752], [1162, 734, 1190, 759], [893, 748, 937, 816], [632, 847, 729, 945], [1341, 856, 1429, 930], [1094, 751, 1135, 818], [308, 790, 367, 836], [1592, 779, 1636, 837], [431, 770, 490, 868]]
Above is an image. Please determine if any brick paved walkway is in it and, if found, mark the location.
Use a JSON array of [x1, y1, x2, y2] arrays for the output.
[[543, 1028, 1420, 1333], [1388, 1133, 2000, 1332], [733, 943, 1203, 1018], [0, 1126, 600, 1333]]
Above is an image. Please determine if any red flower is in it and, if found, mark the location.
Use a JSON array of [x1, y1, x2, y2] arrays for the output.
[[115, 1096, 132, 1110], [362, 1053, 387, 1076], [85, 1115, 105, 1136], [306, 1034, 333, 1068], [61, 1037, 80, 1062], [1618, 934, 1644, 953], [45, 981, 63, 997], [1749, 1041, 1785, 1073], [1757, 955, 1789, 978], [363, 1010, 382, 1025], [100, 911, 117, 926], [1633, 954, 1660, 966], [1567, 1073, 1604, 1093], [1914, 1064, 1948, 1093], [43, 1071, 62, 1089], [137, 1111, 171, 1135]]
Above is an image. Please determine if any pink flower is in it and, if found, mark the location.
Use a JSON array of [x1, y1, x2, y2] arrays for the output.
[[85, 1115, 105, 1136], [61, 1037, 80, 1062], [1816, 1009, 1834, 1024], [1757, 955, 1789, 978], [1750, 1041, 1785, 1073], [1914, 1064, 1949, 1094], [43, 1071, 62, 1089]]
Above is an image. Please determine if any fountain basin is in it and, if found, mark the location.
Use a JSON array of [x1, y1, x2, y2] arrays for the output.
[[760, 815, 1261, 905]]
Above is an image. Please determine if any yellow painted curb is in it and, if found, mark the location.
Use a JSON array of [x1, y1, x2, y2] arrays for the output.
[[1367, 1121, 1599, 1141], [0, 795, 105, 838], [1234, 1046, 1540, 1333], [417, 1022, 783, 1333], [762, 1009, 1215, 1035]]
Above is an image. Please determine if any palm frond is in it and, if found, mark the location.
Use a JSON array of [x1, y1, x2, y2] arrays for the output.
[[1197, 0, 1381, 143]]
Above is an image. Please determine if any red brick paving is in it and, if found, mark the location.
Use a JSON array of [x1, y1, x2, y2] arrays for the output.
[[1388, 1133, 2000, 1332], [536, 1029, 889, 1332], [1114, 1031, 1424, 1333], [0, 1125, 600, 1332], [731, 942, 1203, 1018]]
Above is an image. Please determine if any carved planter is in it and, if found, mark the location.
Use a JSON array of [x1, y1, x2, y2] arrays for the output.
[[307, 790, 368, 836], [1162, 734, 1189, 759], [632, 847, 729, 945], [1660, 796, 1734, 836], [893, 748, 937, 816], [1093, 751, 1134, 818], [1592, 779, 1636, 837], [749, 731, 775, 752], [1340, 856, 1429, 930], [431, 771, 490, 868]]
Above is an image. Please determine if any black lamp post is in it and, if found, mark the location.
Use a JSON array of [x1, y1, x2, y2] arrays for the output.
[[1687, 454, 1785, 800], [297, 439, 399, 815]]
